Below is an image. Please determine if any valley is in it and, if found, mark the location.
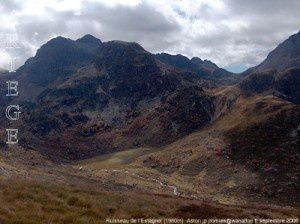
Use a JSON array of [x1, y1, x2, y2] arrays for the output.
[[0, 112, 298, 224], [0, 30, 299, 223]]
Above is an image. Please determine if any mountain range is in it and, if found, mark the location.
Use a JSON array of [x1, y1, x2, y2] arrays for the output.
[[2, 34, 241, 159], [3, 30, 297, 159], [0, 30, 299, 220]]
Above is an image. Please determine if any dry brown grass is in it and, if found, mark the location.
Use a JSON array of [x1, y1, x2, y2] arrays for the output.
[[0, 177, 297, 224], [0, 178, 173, 223], [212, 94, 293, 131]]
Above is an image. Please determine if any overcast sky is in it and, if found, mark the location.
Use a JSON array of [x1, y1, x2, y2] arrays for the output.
[[0, 0, 299, 73]]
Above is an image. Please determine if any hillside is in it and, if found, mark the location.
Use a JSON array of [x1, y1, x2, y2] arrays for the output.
[[248, 31, 300, 73], [4, 35, 225, 160], [241, 31, 300, 104], [0, 30, 299, 220], [134, 89, 299, 206], [1, 146, 298, 223]]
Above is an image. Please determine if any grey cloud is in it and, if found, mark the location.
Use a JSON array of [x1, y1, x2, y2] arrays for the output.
[[227, 0, 300, 16], [80, 2, 181, 51], [8, 1, 181, 68], [178, 0, 300, 68], [0, 0, 22, 13], [0, 0, 299, 72]]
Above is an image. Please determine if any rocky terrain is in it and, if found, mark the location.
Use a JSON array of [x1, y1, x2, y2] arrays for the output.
[[0, 30, 299, 222], [2, 34, 231, 160]]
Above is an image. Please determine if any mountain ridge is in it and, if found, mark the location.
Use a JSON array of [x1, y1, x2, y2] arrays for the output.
[[240, 30, 300, 104], [243, 30, 300, 75], [0, 31, 297, 161], [0, 30, 299, 215]]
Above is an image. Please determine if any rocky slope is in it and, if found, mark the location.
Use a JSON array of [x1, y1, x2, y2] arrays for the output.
[[240, 68, 300, 104], [0, 30, 299, 218], [156, 53, 242, 85], [246, 31, 300, 73], [4, 35, 221, 160], [241, 30, 300, 104], [1, 31, 299, 164]]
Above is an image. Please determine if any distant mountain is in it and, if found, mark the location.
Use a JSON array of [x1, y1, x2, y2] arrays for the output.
[[15, 36, 238, 102], [4, 31, 299, 162], [8, 35, 218, 160], [76, 34, 103, 49], [240, 31, 300, 104], [155, 53, 220, 76], [156, 53, 242, 85]]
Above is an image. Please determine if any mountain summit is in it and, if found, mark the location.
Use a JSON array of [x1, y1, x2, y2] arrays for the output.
[[3, 31, 299, 161], [76, 34, 102, 48], [10, 35, 218, 159]]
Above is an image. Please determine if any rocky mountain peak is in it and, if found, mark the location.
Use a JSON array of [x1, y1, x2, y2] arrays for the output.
[[156, 53, 191, 70], [76, 34, 102, 48], [190, 57, 203, 64]]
